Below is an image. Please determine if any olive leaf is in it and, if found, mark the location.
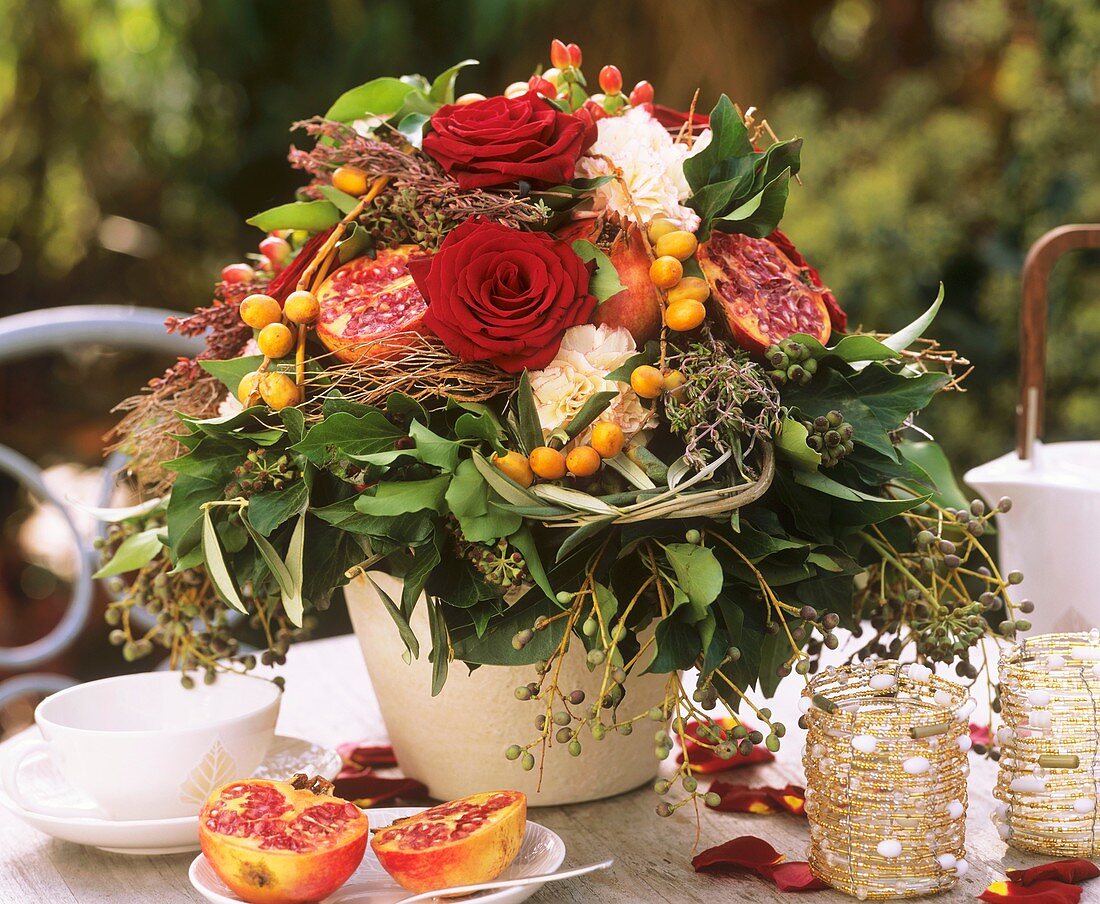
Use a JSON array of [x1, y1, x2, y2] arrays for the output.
[[94, 528, 163, 579], [283, 514, 306, 627], [201, 508, 247, 614], [246, 200, 342, 232]]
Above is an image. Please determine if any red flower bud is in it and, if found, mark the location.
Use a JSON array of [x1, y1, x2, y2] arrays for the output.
[[567, 43, 582, 67], [629, 80, 655, 105], [221, 263, 254, 284], [527, 75, 557, 98], [258, 235, 291, 267], [580, 98, 607, 123], [549, 39, 570, 69], [598, 65, 622, 94]]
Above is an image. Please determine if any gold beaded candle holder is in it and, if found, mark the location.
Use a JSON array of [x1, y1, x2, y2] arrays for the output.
[[992, 630, 1100, 856], [802, 660, 972, 900]]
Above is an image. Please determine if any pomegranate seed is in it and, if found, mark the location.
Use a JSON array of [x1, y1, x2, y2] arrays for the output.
[[598, 65, 622, 95]]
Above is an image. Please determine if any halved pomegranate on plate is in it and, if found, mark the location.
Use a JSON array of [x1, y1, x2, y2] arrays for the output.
[[315, 246, 429, 363], [699, 230, 832, 354], [198, 774, 368, 904], [370, 790, 527, 893]]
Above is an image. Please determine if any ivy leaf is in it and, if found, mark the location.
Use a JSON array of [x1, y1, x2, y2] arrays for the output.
[[199, 356, 265, 394], [247, 482, 308, 536], [396, 112, 429, 148], [246, 200, 341, 232], [683, 95, 753, 190], [646, 618, 700, 673], [201, 508, 247, 614], [665, 543, 724, 617], [429, 58, 478, 104], [325, 77, 415, 122], [758, 620, 802, 696], [166, 475, 224, 561], [774, 416, 821, 471], [898, 440, 970, 511], [94, 528, 163, 578], [355, 476, 451, 517], [445, 459, 521, 543], [293, 411, 403, 464], [410, 420, 460, 472], [571, 240, 626, 303], [711, 166, 792, 239]]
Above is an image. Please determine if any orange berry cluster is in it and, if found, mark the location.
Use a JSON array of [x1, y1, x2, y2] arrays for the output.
[[647, 219, 709, 333], [493, 422, 625, 487], [236, 284, 321, 412]]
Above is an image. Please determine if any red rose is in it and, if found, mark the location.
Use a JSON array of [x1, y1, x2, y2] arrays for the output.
[[423, 91, 596, 190], [409, 219, 596, 373]]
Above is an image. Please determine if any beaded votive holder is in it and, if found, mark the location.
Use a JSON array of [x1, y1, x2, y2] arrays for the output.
[[992, 630, 1100, 857], [802, 660, 972, 900]]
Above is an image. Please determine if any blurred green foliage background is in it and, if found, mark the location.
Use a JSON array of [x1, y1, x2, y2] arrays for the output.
[[0, 0, 1097, 469]]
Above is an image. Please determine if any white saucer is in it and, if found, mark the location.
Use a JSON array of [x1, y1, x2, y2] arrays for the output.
[[0, 735, 341, 855], [190, 806, 566, 904]]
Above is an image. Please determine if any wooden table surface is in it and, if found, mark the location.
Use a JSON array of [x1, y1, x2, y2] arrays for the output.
[[1, 634, 1095, 903]]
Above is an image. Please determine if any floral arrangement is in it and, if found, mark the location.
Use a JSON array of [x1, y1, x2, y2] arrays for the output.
[[101, 40, 1030, 813]]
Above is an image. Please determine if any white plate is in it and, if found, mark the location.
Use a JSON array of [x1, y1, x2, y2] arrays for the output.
[[189, 806, 566, 904], [0, 735, 341, 855]]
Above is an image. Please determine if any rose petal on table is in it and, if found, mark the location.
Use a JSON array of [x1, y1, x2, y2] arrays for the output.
[[978, 879, 1083, 903], [333, 772, 428, 807], [1006, 860, 1100, 886], [337, 742, 398, 771], [692, 835, 783, 873], [766, 861, 828, 892], [969, 723, 991, 746], [706, 781, 807, 816]]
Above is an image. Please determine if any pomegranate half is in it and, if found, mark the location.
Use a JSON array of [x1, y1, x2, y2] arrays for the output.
[[315, 246, 428, 363], [199, 775, 368, 904], [699, 230, 832, 354], [371, 790, 527, 893]]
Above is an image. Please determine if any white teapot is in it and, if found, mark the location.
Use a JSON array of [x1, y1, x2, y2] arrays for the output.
[[965, 225, 1100, 635]]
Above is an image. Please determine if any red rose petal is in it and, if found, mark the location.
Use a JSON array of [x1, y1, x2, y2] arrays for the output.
[[979, 879, 1083, 903], [332, 772, 428, 808], [336, 743, 397, 772], [693, 835, 783, 873], [706, 781, 807, 816], [1006, 860, 1100, 886], [969, 723, 991, 746], [767, 861, 829, 892]]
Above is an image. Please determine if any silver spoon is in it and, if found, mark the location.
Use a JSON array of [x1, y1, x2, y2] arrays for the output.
[[392, 858, 614, 903]]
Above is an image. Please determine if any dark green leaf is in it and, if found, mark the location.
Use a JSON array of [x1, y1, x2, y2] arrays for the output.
[[427, 598, 450, 695], [166, 475, 224, 560], [293, 411, 403, 464], [683, 95, 753, 190], [247, 482, 308, 536], [564, 390, 619, 439], [514, 371, 544, 455], [646, 618, 699, 673], [571, 240, 626, 303], [774, 416, 821, 471], [355, 476, 450, 516], [664, 543, 723, 617], [362, 571, 419, 659]]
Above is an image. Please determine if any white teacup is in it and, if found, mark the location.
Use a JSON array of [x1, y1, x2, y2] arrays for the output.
[[1, 671, 280, 821]]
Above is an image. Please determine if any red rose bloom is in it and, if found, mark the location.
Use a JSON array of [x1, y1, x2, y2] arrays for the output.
[[408, 219, 596, 373], [423, 91, 596, 190]]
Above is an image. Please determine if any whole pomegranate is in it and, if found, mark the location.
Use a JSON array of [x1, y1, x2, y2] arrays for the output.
[[699, 230, 832, 354], [199, 774, 368, 904], [557, 219, 662, 343], [371, 790, 527, 893], [315, 246, 429, 363]]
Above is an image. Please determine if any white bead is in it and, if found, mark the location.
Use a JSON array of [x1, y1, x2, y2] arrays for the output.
[[799, 696, 812, 713], [994, 802, 1009, 819], [1010, 775, 1046, 792], [852, 734, 878, 754], [957, 735, 973, 752], [955, 698, 977, 719], [904, 756, 931, 775], [1027, 689, 1051, 706], [1046, 653, 1066, 669], [996, 726, 1015, 745], [934, 689, 953, 707], [870, 673, 896, 690], [955, 859, 969, 877], [907, 663, 932, 682], [947, 799, 964, 819], [936, 854, 957, 869], [877, 839, 902, 858], [1073, 797, 1095, 814], [1071, 645, 1100, 661], [997, 823, 1012, 840], [1093, 663, 1100, 679], [1028, 711, 1052, 729]]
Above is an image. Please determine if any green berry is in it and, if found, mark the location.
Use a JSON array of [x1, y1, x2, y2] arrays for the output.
[[582, 617, 598, 636], [505, 744, 522, 760], [568, 739, 582, 757], [520, 751, 535, 771], [704, 791, 721, 807], [654, 778, 671, 794]]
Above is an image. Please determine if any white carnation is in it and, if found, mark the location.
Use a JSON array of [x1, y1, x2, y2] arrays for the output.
[[576, 107, 699, 231], [530, 324, 656, 444]]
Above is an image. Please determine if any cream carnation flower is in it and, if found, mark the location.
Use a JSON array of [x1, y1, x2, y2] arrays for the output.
[[575, 106, 699, 231], [529, 324, 656, 444]]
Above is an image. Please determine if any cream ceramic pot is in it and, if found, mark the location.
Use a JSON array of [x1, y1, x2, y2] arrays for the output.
[[966, 440, 1100, 635], [345, 572, 665, 805]]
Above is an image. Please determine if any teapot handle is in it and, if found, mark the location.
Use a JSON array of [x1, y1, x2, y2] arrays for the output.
[[1018, 224, 1100, 459]]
